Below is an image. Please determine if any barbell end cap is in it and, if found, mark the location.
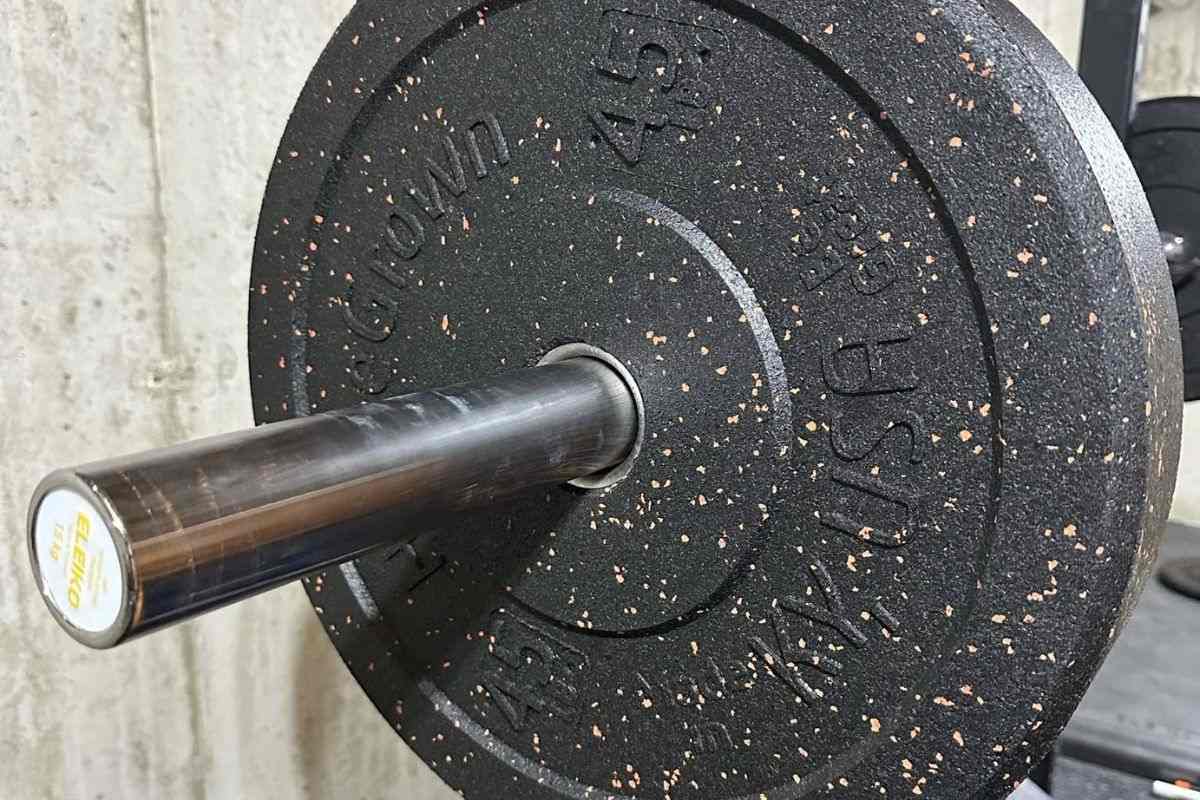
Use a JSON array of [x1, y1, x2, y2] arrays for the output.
[[27, 473, 135, 649]]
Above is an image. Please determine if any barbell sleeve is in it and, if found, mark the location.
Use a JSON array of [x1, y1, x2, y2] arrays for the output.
[[27, 355, 639, 649]]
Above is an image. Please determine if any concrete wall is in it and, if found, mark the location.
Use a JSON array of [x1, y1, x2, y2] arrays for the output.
[[0, 2, 1195, 798]]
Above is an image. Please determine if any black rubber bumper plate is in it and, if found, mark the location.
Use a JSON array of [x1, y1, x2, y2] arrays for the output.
[[248, 2, 1181, 798]]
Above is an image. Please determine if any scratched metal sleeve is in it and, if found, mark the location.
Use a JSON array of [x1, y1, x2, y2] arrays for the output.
[[27, 358, 638, 649]]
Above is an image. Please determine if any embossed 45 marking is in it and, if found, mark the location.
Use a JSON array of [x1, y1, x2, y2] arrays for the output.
[[588, 4, 730, 165], [482, 615, 588, 732]]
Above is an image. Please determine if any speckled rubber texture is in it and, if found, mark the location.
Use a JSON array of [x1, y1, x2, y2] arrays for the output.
[[247, 2, 1182, 798]]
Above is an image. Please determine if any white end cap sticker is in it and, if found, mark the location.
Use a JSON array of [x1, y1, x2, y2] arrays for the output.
[[34, 489, 124, 633]]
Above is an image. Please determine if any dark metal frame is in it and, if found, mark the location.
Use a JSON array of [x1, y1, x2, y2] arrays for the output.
[[1078, 0, 1150, 140]]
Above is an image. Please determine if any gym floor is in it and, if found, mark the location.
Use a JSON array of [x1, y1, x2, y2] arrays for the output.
[[1, 2, 1197, 798]]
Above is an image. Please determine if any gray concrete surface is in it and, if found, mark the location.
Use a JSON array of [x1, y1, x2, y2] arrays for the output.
[[0, 2, 1196, 798], [0, 3, 444, 798]]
